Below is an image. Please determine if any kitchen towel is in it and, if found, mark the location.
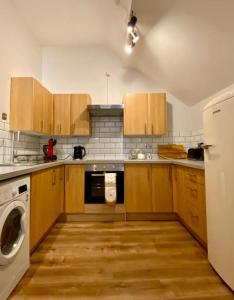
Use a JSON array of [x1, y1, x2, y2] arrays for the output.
[[105, 173, 117, 205]]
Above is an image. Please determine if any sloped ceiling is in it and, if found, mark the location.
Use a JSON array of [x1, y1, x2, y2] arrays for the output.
[[11, 0, 234, 105], [11, 0, 131, 48], [130, 0, 234, 105]]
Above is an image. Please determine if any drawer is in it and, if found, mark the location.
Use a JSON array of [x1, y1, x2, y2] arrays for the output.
[[186, 205, 205, 239], [184, 168, 205, 185], [185, 185, 199, 208]]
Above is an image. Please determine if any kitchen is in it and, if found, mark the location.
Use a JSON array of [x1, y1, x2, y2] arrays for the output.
[[0, 0, 234, 299]]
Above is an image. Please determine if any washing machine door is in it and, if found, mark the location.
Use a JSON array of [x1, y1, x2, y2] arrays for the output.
[[0, 201, 26, 266]]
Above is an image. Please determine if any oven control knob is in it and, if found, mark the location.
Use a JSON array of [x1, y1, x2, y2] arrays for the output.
[[93, 164, 97, 171], [103, 165, 106, 170], [112, 165, 115, 169]]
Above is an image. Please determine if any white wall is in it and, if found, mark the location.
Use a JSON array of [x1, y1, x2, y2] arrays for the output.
[[42, 46, 190, 132], [189, 83, 234, 130], [0, 0, 42, 120]]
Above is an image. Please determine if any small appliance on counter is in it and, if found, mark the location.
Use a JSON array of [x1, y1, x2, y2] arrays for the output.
[[187, 143, 204, 161], [73, 145, 86, 160], [43, 138, 57, 162]]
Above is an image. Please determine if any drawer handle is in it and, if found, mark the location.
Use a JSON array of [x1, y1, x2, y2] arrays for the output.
[[190, 188, 198, 196], [190, 212, 199, 219], [189, 174, 197, 182]]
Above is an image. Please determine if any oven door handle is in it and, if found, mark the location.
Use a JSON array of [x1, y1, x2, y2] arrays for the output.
[[91, 173, 105, 177]]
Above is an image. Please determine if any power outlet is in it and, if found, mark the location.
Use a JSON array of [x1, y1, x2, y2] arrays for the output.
[[2, 113, 7, 121]]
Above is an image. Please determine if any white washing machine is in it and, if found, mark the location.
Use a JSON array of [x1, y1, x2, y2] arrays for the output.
[[0, 176, 30, 300]]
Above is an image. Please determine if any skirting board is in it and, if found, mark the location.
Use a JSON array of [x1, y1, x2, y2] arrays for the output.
[[60, 213, 126, 222], [59, 213, 178, 222]]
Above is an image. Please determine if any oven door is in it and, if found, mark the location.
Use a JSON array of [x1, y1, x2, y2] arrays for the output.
[[85, 171, 124, 204], [85, 172, 105, 204]]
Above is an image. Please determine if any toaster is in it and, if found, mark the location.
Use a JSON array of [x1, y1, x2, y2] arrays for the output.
[[187, 147, 204, 161]]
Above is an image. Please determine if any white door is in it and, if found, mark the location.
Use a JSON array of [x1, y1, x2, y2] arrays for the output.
[[203, 96, 234, 290], [0, 201, 26, 266]]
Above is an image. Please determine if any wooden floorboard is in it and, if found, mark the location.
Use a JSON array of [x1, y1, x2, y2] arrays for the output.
[[10, 221, 234, 299]]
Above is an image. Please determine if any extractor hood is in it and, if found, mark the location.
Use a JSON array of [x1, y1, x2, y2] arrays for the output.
[[87, 104, 124, 116]]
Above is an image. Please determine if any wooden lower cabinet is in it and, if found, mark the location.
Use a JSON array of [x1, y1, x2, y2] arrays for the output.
[[151, 165, 173, 212], [65, 165, 84, 213], [172, 165, 207, 243], [125, 164, 173, 213], [172, 165, 186, 218], [125, 164, 152, 212], [30, 166, 64, 251]]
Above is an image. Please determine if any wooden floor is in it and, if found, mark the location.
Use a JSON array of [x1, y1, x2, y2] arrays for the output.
[[10, 221, 234, 300]]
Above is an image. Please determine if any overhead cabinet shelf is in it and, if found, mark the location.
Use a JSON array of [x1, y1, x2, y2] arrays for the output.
[[54, 93, 91, 136], [10, 77, 91, 136], [123, 93, 167, 136], [10, 77, 53, 135]]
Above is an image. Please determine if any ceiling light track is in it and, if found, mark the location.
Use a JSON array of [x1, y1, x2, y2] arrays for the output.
[[125, 10, 139, 54]]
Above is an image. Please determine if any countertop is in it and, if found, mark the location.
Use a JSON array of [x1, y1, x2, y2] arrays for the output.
[[0, 157, 204, 182]]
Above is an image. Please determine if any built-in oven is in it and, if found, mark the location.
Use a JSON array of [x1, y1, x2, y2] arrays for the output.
[[85, 164, 124, 204]]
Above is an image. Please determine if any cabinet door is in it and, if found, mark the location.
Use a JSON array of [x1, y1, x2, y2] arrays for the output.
[[151, 165, 173, 212], [10, 77, 34, 131], [172, 166, 186, 219], [30, 169, 53, 250], [124, 93, 149, 135], [148, 93, 167, 135], [125, 164, 152, 212], [184, 184, 207, 242], [51, 166, 64, 219], [70, 94, 91, 136], [32, 79, 44, 133], [65, 165, 84, 213], [42, 88, 53, 135], [53, 94, 71, 135]]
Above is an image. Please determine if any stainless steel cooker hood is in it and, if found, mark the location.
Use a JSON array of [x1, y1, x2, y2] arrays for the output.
[[87, 104, 124, 116]]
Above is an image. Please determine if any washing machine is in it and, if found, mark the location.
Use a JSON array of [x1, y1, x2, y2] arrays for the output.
[[0, 176, 30, 300]]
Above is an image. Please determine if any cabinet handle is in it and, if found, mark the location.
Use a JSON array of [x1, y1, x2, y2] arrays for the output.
[[41, 120, 43, 131], [60, 168, 63, 180], [71, 123, 75, 134], [152, 124, 154, 135], [67, 167, 70, 182], [147, 167, 151, 183], [145, 124, 147, 135], [58, 124, 61, 134], [189, 174, 197, 183], [190, 211, 199, 219], [52, 170, 56, 185], [174, 167, 178, 181], [168, 166, 172, 182]]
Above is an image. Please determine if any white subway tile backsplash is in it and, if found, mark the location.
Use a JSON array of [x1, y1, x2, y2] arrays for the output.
[[0, 117, 204, 162], [38, 117, 204, 159]]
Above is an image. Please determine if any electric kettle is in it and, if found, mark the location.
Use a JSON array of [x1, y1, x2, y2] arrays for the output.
[[73, 146, 86, 160]]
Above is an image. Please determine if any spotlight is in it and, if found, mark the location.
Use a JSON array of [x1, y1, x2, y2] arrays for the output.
[[127, 15, 137, 33], [125, 42, 135, 54], [130, 31, 139, 44]]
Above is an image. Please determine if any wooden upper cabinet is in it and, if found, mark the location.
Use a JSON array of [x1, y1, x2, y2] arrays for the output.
[[124, 93, 148, 135], [123, 92, 167, 136], [53, 94, 71, 135], [32, 80, 44, 133], [42, 88, 53, 135], [70, 94, 91, 136], [10, 77, 53, 135], [125, 164, 152, 213], [148, 93, 167, 135], [151, 165, 173, 212]]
